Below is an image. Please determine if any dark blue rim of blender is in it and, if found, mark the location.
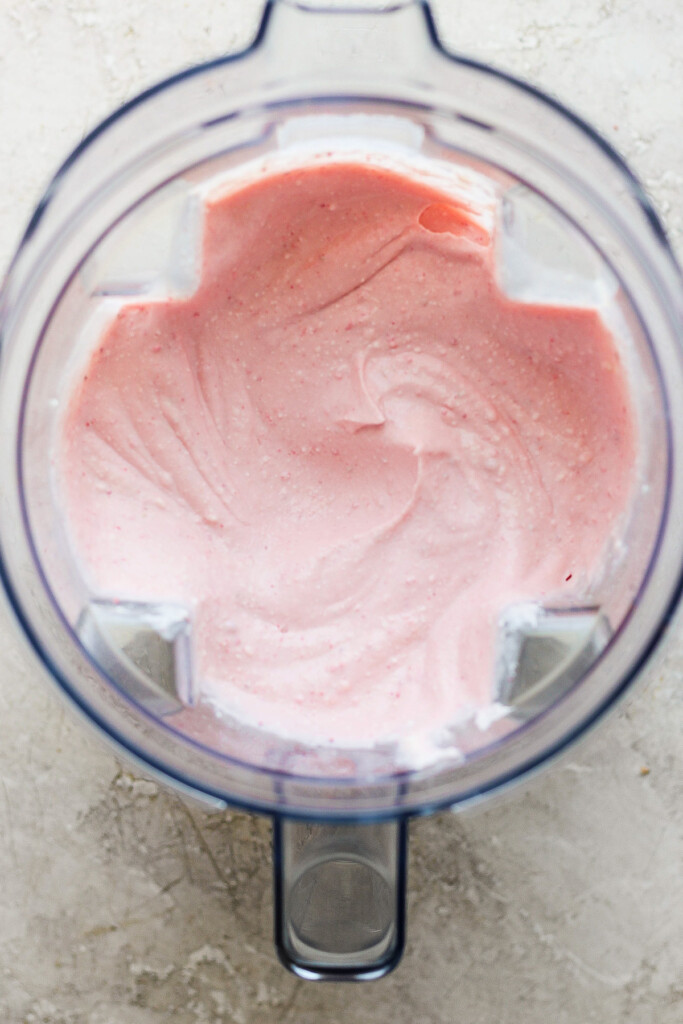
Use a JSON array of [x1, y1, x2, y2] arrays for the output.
[[2, 0, 682, 820], [10, 101, 676, 815]]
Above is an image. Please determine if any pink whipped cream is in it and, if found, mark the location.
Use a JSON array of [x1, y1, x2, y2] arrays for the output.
[[60, 162, 635, 748]]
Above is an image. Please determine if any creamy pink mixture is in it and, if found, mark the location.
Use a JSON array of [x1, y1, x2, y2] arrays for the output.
[[61, 163, 635, 748]]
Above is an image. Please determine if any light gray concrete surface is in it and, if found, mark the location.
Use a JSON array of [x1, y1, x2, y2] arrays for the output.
[[0, 1, 681, 1021]]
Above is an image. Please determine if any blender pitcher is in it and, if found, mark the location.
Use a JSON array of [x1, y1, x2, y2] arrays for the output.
[[1, 0, 682, 981]]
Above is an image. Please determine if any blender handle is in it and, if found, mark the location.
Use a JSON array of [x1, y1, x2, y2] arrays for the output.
[[273, 817, 408, 980]]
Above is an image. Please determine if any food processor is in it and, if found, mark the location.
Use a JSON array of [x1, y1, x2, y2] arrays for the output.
[[1, 0, 682, 981]]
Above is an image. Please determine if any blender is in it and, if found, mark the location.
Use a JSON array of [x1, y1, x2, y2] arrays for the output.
[[0, 0, 682, 980]]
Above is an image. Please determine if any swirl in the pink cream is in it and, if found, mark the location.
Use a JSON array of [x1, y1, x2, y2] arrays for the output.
[[61, 163, 635, 747]]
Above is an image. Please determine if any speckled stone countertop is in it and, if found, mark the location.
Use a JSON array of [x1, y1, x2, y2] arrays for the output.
[[0, 2, 681, 1022]]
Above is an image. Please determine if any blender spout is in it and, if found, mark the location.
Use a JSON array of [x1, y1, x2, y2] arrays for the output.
[[259, 0, 435, 83], [273, 816, 407, 980]]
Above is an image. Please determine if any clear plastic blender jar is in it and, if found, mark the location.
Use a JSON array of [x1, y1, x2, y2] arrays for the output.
[[1, 0, 682, 980]]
